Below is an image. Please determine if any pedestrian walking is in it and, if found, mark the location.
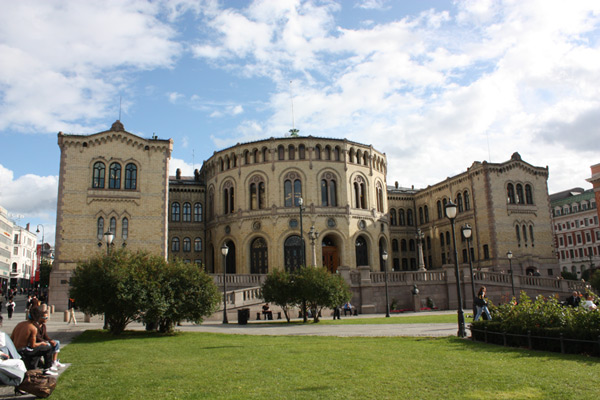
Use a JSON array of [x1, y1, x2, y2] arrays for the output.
[[67, 298, 77, 325], [6, 298, 15, 319]]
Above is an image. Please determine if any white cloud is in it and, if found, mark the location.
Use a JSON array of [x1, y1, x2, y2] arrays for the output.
[[0, 164, 58, 219], [167, 92, 185, 103], [0, 0, 182, 133], [169, 158, 195, 176]]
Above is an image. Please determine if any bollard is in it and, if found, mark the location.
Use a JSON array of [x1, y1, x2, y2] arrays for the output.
[[64, 310, 69, 322], [50, 305, 55, 314], [84, 313, 91, 323]]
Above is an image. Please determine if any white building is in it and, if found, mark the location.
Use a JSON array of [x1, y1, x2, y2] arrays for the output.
[[11, 223, 38, 289], [550, 188, 599, 278], [0, 206, 12, 290]]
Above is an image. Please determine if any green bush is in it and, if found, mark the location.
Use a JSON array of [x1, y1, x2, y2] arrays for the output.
[[70, 249, 220, 334], [261, 269, 297, 322], [471, 290, 600, 355]]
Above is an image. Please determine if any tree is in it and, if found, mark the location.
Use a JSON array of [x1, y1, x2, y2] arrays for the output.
[[39, 259, 52, 288], [261, 269, 297, 322], [70, 249, 221, 334], [561, 270, 577, 280], [70, 249, 150, 334], [590, 269, 600, 294], [144, 259, 221, 333], [294, 266, 352, 323]]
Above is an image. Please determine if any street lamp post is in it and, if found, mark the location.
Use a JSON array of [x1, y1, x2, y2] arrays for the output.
[[308, 226, 319, 266], [36, 225, 44, 289], [103, 230, 114, 330], [298, 197, 306, 267], [221, 244, 229, 324], [445, 200, 466, 338], [416, 229, 426, 271], [507, 250, 515, 298], [382, 250, 390, 317], [462, 224, 476, 317]]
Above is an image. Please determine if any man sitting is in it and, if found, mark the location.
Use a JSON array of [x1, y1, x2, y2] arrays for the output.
[[11, 306, 56, 376], [35, 311, 65, 372], [262, 303, 273, 320]]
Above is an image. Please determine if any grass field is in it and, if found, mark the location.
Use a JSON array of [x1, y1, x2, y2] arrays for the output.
[[53, 330, 600, 399], [292, 313, 467, 324]]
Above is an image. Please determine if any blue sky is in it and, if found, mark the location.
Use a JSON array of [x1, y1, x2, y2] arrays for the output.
[[1, 0, 600, 245]]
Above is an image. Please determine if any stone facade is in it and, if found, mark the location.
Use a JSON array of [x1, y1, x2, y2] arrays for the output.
[[49, 121, 172, 310]]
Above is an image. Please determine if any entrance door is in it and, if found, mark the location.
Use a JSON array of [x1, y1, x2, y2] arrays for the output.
[[322, 246, 339, 273]]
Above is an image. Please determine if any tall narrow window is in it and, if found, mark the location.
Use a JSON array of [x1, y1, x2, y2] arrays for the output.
[[376, 182, 384, 212], [324, 146, 331, 160], [334, 146, 340, 161], [398, 209, 405, 226], [516, 184, 524, 204], [464, 191, 470, 210], [522, 225, 528, 242], [321, 174, 338, 207], [172, 237, 180, 252], [298, 144, 305, 159], [223, 181, 234, 214], [437, 200, 443, 219], [110, 217, 116, 234], [124, 163, 137, 189], [507, 184, 515, 204], [353, 177, 366, 209], [355, 236, 368, 266], [457, 193, 463, 212], [315, 145, 321, 160], [97, 217, 104, 240], [171, 202, 180, 222], [183, 237, 191, 252], [525, 185, 533, 204], [93, 162, 105, 188], [419, 207, 424, 225], [194, 237, 202, 252], [288, 145, 295, 160], [262, 147, 268, 162], [278, 145, 285, 160], [516, 225, 521, 244], [390, 209, 397, 226], [109, 162, 121, 189], [253, 149, 259, 163], [122, 217, 128, 240], [183, 203, 191, 222], [407, 209, 414, 226], [424, 205, 429, 222], [194, 203, 202, 222], [284, 173, 302, 207], [529, 225, 534, 244]]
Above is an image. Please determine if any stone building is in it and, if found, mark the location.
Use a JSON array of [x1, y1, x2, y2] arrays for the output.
[[49, 121, 560, 309], [550, 188, 599, 277], [49, 121, 172, 309]]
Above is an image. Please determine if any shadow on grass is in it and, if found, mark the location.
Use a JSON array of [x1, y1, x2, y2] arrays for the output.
[[450, 337, 600, 365], [71, 329, 182, 345]]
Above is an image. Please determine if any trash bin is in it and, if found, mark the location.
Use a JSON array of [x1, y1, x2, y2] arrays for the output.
[[238, 308, 250, 325]]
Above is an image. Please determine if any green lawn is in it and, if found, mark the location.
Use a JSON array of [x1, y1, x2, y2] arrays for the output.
[[53, 330, 600, 399]]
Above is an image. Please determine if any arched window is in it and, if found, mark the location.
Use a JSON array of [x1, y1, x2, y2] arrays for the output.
[[124, 163, 137, 190], [122, 217, 128, 240], [249, 177, 266, 210], [92, 161, 105, 188], [183, 237, 191, 252], [321, 174, 337, 206], [194, 238, 202, 252], [398, 209, 405, 226], [315, 145, 321, 160], [299, 144, 306, 159], [262, 147, 269, 162], [278, 145, 285, 160], [525, 185, 533, 204], [464, 191, 470, 211], [109, 162, 121, 189], [401, 239, 407, 252], [171, 237, 180, 252], [194, 203, 202, 222], [284, 235, 303, 272], [363, 153, 368, 166], [507, 184, 516, 204], [516, 225, 521, 244], [407, 209, 414, 226], [522, 225, 528, 242], [97, 217, 104, 240], [171, 202, 180, 222], [324, 146, 331, 160], [390, 209, 397, 226], [183, 203, 192, 222], [424, 205, 429, 223], [251, 237, 268, 274], [419, 207, 424, 225], [376, 182, 384, 212], [208, 189, 214, 220], [353, 176, 367, 209], [440, 233, 444, 248], [392, 239, 399, 252], [355, 236, 368, 266], [223, 181, 234, 214], [516, 184, 524, 204], [110, 217, 116, 234], [446, 231, 451, 246], [253, 149, 259, 163], [437, 200, 443, 219], [529, 225, 534, 244], [457, 193, 463, 212], [244, 150, 250, 165], [334, 146, 340, 161], [288, 145, 295, 160], [409, 239, 415, 251]]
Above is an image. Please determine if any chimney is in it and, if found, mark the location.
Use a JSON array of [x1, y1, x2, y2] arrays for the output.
[[26, 223, 30, 231]]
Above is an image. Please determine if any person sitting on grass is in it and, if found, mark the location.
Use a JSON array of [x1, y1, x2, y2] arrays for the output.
[[10, 306, 57, 376], [34, 311, 65, 372]]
